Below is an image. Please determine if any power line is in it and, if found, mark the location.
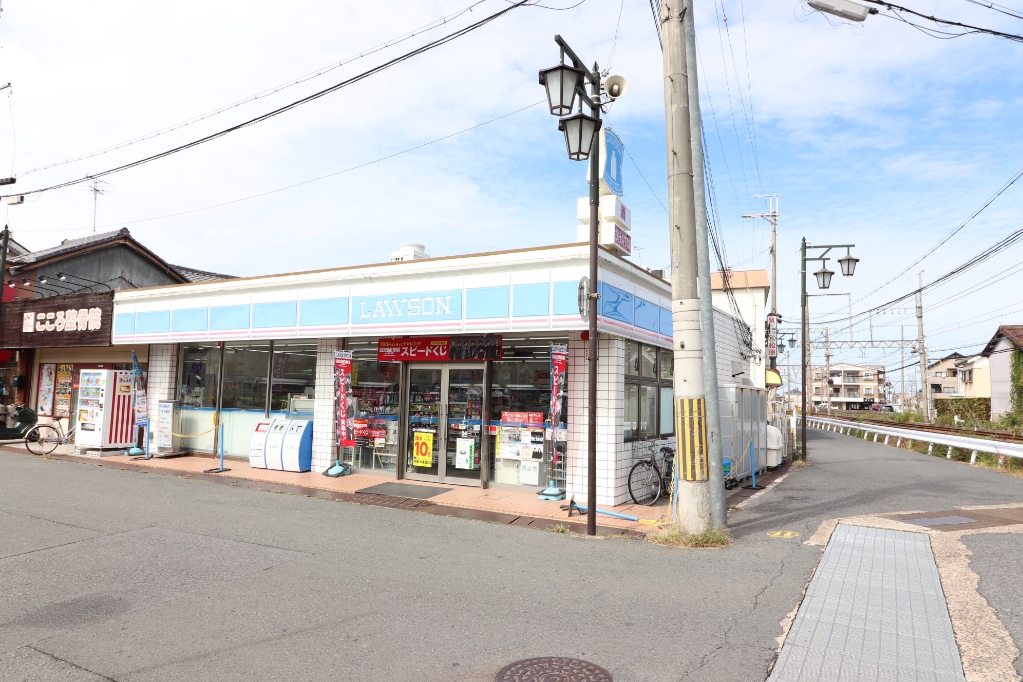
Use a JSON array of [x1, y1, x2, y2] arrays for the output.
[[24, 101, 546, 235], [864, 0, 1023, 42], [19, 0, 502, 177], [852, 161, 1023, 305], [3, 0, 533, 200], [958, 0, 1023, 21]]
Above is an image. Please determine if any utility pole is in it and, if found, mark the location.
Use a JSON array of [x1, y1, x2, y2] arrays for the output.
[[742, 195, 780, 368], [662, 0, 712, 532], [681, 0, 726, 528], [89, 179, 107, 235], [0, 225, 9, 325], [916, 270, 929, 421], [900, 326, 905, 410]]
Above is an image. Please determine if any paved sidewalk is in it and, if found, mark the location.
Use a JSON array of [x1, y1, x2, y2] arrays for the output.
[[770, 524, 964, 681], [1, 445, 790, 536]]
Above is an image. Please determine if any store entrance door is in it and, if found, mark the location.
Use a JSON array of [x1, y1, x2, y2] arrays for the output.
[[405, 363, 485, 485]]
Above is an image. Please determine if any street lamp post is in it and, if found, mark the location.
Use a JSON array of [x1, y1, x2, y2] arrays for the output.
[[800, 239, 858, 461], [540, 36, 624, 536]]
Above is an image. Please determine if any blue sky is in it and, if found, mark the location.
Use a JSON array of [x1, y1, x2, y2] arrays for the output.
[[1, 0, 1022, 389]]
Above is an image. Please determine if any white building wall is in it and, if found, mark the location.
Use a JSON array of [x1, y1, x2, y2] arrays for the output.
[[711, 287, 767, 388], [713, 307, 745, 386], [146, 344, 178, 421], [312, 338, 342, 472], [990, 338, 1014, 418]]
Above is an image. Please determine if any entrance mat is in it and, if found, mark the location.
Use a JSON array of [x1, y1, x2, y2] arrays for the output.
[[356, 482, 452, 499]]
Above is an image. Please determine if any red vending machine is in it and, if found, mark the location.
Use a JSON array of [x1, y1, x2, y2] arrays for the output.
[[74, 369, 136, 449]]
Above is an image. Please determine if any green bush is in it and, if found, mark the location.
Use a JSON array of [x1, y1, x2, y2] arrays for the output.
[[934, 397, 991, 423]]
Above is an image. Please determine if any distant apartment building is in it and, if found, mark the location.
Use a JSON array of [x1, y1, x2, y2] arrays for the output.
[[810, 362, 887, 410]]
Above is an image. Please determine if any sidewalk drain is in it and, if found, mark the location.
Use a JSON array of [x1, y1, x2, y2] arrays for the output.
[[496, 657, 612, 681]]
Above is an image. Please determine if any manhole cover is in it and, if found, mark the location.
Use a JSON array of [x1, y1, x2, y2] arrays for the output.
[[496, 657, 612, 682]]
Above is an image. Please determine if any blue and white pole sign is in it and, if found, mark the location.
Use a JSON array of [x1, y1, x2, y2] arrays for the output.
[[601, 129, 624, 197]]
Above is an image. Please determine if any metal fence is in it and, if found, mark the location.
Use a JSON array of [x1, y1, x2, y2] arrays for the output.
[[803, 416, 1023, 463], [720, 385, 768, 481]]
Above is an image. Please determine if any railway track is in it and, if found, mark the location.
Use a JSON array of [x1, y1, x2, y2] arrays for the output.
[[821, 414, 1023, 445]]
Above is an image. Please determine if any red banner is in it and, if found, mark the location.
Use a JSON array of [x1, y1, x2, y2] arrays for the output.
[[334, 350, 355, 448], [501, 411, 545, 426], [377, 335, 503, 362], [550, 344, 567, 425]]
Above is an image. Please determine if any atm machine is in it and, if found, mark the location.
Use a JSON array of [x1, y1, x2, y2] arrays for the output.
[[248, 418, 274, 468], [75, 369, 136, 449], [281, 420, 313, 472], [263, 420, 290, 470]]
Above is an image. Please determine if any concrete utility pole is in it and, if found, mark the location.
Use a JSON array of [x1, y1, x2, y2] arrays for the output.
[[662, 0, 712, 532], [916, 270, 930, 421], [742, 194, 780, 368], [901, 326, 905, 410], [824, 327, 832, 414], [681, 0, 726, 528]]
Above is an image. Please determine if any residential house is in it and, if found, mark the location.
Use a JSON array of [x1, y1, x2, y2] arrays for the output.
[[955, 355, 990, 398], [925, 354, 964, 403], [711, 269, 769, 389], [981, 326, 1023, 419]]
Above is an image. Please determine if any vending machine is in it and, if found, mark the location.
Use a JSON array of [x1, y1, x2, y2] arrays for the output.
[[281, 420, 313, 472], [75, 370, 136, 449], [248, 418, 275, 469], [263, 420, 290, 470]]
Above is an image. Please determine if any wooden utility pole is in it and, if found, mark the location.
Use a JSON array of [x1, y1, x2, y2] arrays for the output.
[[916, 271, 930, 421]]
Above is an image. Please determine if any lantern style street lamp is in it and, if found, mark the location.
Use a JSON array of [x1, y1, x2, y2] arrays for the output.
[[814, 266, 834, 290], [539, 63, 585, 116], [539, 35, 626, 536], [799, 238, 858, 464]]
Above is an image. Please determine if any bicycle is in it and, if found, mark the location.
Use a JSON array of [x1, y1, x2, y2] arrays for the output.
[[628, 445, 675, 505], [26, 417, 76, 456]]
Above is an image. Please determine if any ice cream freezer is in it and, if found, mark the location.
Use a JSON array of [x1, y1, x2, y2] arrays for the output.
[[75, 369, 137, 449]]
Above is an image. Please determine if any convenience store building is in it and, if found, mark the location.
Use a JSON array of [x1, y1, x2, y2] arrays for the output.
[[111, 243, 741, 506]]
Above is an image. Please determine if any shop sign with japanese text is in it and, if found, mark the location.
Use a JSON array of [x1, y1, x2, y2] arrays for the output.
[[0, 291, 113, 348], [377, 335, 502, 362]]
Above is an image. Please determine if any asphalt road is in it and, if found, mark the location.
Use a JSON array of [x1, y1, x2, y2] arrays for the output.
[[963, 532, 1023, 679], [2, 428, 1022, 681]]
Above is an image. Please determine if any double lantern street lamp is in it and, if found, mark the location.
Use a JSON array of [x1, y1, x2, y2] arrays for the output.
[[539, 35, 627, 536], [800, 239, 859, 462]]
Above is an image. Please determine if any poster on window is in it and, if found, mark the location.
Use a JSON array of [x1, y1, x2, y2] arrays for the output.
[[455, 437, 476, 470], [37, 363, 56, 416], [334, 350, 355, 448], [54, 364, 74, 418], [412, 430, 434, 467]]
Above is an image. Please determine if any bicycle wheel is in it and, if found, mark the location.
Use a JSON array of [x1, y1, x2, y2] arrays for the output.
[[628, 459, 662, 505], [26, 425, 60, 455]]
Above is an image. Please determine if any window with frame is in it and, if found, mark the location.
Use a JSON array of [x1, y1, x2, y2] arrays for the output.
[[863, 371, 873, 380], [624, 340, 674, 441]]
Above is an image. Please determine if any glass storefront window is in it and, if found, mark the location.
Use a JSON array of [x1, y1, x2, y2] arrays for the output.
[[639, 385, 657, 438], [349, 360, 401, 472], [490, 359, 555, 487], [660, 386, 673, 436], [625, 340, 640, 376], [179, 344, 222, 453], [270, 341, 317, 414], [221, 342, 270, 410], [640, 345, 657, 378], [659, 350, 673, 380], [624, 383, 638, 440]]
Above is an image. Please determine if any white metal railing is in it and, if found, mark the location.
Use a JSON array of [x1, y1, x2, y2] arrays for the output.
[[802, 415, 1023, 463]]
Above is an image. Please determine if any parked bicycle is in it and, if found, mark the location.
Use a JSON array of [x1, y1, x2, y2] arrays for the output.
[[628, 445, 675, 505], [25, 417, 76, 456]]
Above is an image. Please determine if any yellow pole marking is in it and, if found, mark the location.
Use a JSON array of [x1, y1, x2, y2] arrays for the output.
[[767, 531, 801, 538]]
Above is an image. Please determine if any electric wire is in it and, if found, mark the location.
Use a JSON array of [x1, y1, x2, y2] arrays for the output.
[[25, 101, 546, 235], [852, 161, 1023, 305], [2, 0, 533, 200], [606, 0, 627, 69], [649, 0, 663, 47], [710, 0, 755, 212], [18, 0, 501, 177], [958, 0, 1023, 21], [864, 0, 1023, 42]]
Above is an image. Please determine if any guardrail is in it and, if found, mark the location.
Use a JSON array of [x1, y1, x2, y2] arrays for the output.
[[802, 416, 1023, 463]]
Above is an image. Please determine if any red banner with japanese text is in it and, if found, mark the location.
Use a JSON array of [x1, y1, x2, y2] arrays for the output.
[[334, 350, 355, 448], [550, 344, 567, 426]]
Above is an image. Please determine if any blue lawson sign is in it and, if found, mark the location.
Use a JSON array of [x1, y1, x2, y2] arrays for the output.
[[352, 289, 462, 325], [603, 129, 624, 197]]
